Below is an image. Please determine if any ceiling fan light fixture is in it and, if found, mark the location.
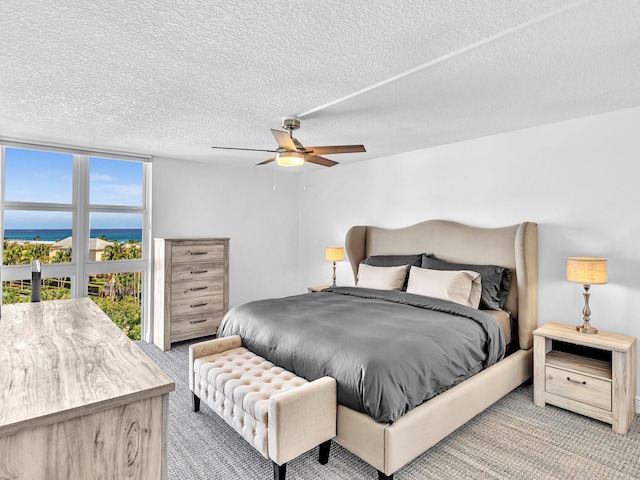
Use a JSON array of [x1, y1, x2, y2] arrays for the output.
[[276, 151, 305, 167]]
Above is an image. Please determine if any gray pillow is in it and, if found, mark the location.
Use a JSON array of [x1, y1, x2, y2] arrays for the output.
[[421, 254, 511, 310], [362, 254, 423, 268]]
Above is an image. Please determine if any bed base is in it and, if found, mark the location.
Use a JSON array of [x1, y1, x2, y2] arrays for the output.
[[336, 348, 533, 478], [341, 220, 538, 478]]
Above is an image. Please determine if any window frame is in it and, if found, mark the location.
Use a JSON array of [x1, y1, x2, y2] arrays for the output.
[[0, 143, 152, 340]]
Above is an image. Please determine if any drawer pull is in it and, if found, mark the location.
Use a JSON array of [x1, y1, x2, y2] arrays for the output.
[[189, 251, 208, 255], [190, 302, 208, 308], [190, 270, 209, 274], [189, 319, 207, 324], [567, 376, 587, 385], [186, 286, 208, 292]]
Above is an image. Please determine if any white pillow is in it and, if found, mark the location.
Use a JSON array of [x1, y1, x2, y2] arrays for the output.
[[406, 266, 482, 308], [357, 264, 408, 290]]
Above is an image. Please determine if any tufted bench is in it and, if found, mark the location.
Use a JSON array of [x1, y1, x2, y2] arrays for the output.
[[189, 335, 337, 480]]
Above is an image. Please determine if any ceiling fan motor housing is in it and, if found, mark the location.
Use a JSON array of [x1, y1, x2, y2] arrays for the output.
[[282, 117, 300, 131]]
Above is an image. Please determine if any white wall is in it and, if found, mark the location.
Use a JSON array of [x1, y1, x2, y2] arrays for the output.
[[152, 157, 301, 309], [298, 106, 640, 403], [151, 106, 640, 405]]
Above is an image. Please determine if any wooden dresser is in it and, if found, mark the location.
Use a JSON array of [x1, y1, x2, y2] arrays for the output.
[[154, 238, 229, 351], [0, 298, 175, 479]]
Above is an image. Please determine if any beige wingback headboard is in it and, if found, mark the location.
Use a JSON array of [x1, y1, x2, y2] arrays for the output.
[[345, 220, 538, 350]]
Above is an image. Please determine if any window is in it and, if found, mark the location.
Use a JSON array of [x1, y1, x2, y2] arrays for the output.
[[3, 148, 72, 203], [90, 157, 143, 206], [1, 144, 150, 341]]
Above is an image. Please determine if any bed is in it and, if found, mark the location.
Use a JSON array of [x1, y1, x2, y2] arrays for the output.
[[220, 219, 538, 479]]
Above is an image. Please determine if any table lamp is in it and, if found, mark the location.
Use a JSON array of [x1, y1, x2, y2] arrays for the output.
[[325, 247, 344, 287], [566, 257, 607, 334]]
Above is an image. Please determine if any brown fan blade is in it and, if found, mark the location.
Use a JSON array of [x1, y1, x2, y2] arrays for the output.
[[212, 146, 276, 153], [305, 145, 366, 155], [306, 155, 338, 167], [271, 129, 298, 150], [256, 157, 276, 166]]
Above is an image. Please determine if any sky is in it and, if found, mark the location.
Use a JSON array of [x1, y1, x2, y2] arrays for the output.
[[3, 147, 143, 229]]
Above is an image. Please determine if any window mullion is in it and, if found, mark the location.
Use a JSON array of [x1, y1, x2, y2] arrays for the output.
[[1, 146, 4, 307], [74, 155, 89, 298], [1, 202, 74, 211], [141, 162, 151, 341]]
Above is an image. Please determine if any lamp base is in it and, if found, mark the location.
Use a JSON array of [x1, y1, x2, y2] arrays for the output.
[[576, 324, 598, 334], [576, 285, 597, 334]]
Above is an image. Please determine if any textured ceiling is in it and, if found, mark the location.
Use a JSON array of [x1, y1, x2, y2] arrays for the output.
[[1, 0, 639, 168]]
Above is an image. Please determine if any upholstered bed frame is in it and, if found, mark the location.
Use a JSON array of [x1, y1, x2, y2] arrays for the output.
[[340, 220, 538, 479]]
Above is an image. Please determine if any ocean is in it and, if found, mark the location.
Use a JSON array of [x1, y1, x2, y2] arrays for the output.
[[4, 229, 142, 243]]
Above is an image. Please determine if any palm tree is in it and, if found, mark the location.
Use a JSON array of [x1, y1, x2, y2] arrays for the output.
[[101, 241, 128, 300], [103, 240, 127, 261], [51, 248, 72, 288], [51, 249, 72, 263], [3, 242, 22, 265]]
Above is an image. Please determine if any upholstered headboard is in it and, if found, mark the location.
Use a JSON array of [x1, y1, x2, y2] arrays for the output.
[[345, 220, 538, 350]]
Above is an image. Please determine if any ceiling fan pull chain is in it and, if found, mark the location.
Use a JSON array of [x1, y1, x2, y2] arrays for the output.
[[273, 159, 278, 191], [302, 162, 308, 191]]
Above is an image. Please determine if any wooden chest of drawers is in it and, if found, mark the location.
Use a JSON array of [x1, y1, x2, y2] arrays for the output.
[[154, 238, 229, 351]]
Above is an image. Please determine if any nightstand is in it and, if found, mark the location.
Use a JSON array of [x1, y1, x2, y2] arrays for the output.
[[308, 285, 331, 293], [533, 322, 637, 434]]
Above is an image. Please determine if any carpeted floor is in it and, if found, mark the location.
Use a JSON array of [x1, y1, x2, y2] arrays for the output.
[[138, 339, 640, 480]]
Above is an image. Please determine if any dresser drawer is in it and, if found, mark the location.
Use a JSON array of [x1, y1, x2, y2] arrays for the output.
[[171, 242, 225, 264], [171, 278, 222, 302], [170, 293, 223, 318], [170, 314, 222, 342], [171, 263, 222, 283], [545, 366, 611, 411]]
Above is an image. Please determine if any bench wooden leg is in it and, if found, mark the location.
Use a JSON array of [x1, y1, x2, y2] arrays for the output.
[[273, 461, 286, 480], [378, 470, 393, 480], [318, 439, 331, 465], [192, 393, 200, 412]]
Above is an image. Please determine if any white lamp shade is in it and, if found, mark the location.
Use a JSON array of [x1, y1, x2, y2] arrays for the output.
[[276, 151, 305, 166], [566, 257, 608, 285], [325, 246, 344, 262]]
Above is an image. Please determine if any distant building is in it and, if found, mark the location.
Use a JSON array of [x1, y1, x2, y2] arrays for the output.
[[49, 236, 112, 261]]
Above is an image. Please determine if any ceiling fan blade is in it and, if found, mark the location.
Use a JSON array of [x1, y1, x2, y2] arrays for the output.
[[271, 129, 298, 150], [306, 155, 338, 167], [305, 145, 366, 155], [256, 157, 276, 166], [211, 146, 277, 153]]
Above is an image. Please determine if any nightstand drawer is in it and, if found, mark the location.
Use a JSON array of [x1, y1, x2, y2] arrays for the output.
[[545, 366, 611, 411]]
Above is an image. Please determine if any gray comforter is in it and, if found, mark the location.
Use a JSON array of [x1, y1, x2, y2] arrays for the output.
[[218, 287, 505, 423]]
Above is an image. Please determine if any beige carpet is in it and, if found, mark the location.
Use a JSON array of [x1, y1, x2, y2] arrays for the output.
[[138, 340, 640, 480]]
